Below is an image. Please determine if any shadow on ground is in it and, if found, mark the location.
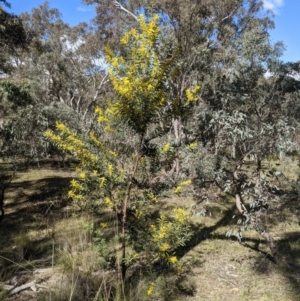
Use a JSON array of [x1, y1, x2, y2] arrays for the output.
[[0, 167, 73, 277], [172, 197, 300, 300]]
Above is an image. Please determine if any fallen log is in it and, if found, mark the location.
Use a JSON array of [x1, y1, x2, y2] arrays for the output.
[[0, 280, 36, 295]]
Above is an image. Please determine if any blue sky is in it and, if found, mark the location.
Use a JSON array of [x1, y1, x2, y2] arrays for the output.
[[264, 0, 300, 62], [6, 0, 299, 63], [8, 0, 96, 26]]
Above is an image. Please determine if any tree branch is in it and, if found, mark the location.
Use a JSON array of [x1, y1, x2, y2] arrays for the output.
[[114, 1, 138, 21]]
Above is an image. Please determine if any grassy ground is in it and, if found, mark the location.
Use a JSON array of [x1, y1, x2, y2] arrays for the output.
[[183, 204, 300, 301], [0, 158, 299, 300]]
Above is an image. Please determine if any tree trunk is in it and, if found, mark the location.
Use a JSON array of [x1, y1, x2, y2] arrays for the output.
[[120, 137, 143, 280], [233, 160, 277, 258]]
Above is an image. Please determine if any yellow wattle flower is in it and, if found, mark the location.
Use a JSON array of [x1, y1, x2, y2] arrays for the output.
[[150, 224, 156, 232], [167, 256, 178, 264], [100, 222, 108, 228], [173, 208, 190, 223], [99, 177, 106, 188], [174, 186, 182, 194], [135, 209, 143, 219], [179, 179, 192, 186], [105, 197, 113, 207], [188, 141, 198, 150], [108, 164, 113, 177], [176, 265, 183, 274], [56, 122, 66, 131], [161, 142, 171, 154], [186, 85, 200, 103], [147, 282, 154, 296], [159, 243, 170, 252]]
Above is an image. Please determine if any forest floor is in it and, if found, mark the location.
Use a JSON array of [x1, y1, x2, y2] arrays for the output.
[[0, 159, 299, 301]]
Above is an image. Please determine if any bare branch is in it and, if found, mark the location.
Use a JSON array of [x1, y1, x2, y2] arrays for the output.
[[82, 73, 108, 122], [221, 6, 239, 22], [0, 280, 37, 296], [114, 1, 138, 21]]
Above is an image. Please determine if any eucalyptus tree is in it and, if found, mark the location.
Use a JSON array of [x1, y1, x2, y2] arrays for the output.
[[11, 2, 109, 130], [0, 3, 78, 163], [0, 1, 29, 221], [0, 1, 27, 74]]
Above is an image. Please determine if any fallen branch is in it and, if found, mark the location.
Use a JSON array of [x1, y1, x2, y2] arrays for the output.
[[9, 281, 36, 295], [1, 280, 37, 295]]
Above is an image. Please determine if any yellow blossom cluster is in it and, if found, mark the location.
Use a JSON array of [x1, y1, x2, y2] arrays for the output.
[[46, 122, 121, 211], [187, 141, 198, 150], [100, 222, 108, 229], [89, 131, 118, 159], [186, 85, 200, 103], [45, 123, 98, 165], [94, 103, 119, 133], [147, 282, 154, 296], [68, 190, 76, 199], [159, 243, 170, 252], [99, 177, 106, 188], [104, 197, 113, 207], [105, 14, 168, 134], [70, 179, 83, 191], [149, 208, 191, 274], [138, 14, 160, 45], [161, 142, 171, 154], [68, 175, 86, 203], [108, 164, 114, 178], [176, 265, 183, 274], [104, 125, 115, 133], [135, 209, 143, 219], [152, 217, 173, 243], [95, 106, 108, 123], [79, 171, 86, 180], [174, 186, 182, 194], [150, 224, 156, 232], [166, 255, 183, 275], [174, 179, 192, 194], [146, 191, 158, 203], [173, 208, 190, 223], [167, 255, 178, 264], [89, 131, 103, 148]]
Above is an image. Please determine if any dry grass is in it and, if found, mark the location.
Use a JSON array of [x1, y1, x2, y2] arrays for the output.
[[181, 216, 300, 301]]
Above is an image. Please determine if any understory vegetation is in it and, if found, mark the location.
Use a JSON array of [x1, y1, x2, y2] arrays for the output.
[[0, 0, 300, 300], [0, 160, 300, 301]]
